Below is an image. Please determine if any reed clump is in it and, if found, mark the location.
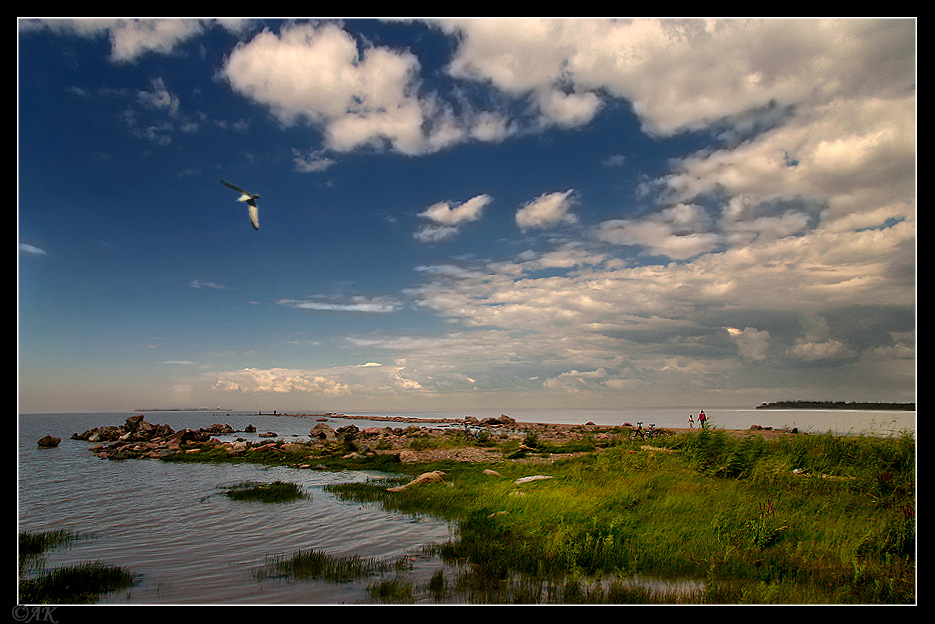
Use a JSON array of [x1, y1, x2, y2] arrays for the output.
[[256, 546, 424, 604], [258, 549, 381, 583], [19, 562, 137, 604], [220, 480, 307, 503], [19, 529, 79, 557], [18, 530, 136, 604]]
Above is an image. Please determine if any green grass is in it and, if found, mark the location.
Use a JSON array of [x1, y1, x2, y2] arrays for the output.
[[324, 428, 916, 604], [220, 480, 307, 503]]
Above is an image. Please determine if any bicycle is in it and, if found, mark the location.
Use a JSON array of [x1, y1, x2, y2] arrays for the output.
[[629, 422, 670, 441], [628, 421, 646, 441]]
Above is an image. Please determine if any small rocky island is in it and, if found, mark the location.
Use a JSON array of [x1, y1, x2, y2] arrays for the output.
[[70, 415, 242, 460]]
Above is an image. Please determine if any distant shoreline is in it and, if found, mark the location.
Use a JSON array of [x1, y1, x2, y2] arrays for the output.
[[134, 408, 233, 413], [756, 401, 915, 411]]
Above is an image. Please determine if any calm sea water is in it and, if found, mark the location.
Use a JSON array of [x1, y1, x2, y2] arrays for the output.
[[18, 411, 456, 605], [346, 406, 915, 437], [18, 407, 914, 604]]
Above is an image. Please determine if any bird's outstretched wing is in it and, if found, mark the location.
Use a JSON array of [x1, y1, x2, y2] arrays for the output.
[[220, 180, 250, 195], [247, 202, 259, 230]]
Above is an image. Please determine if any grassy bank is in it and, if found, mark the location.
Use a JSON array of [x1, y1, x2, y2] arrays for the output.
[[324, 428, 915, 604], [149, 422, 915, 603]]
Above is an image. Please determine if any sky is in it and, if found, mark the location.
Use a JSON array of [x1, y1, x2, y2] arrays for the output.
[[17, 18, 916, 414]]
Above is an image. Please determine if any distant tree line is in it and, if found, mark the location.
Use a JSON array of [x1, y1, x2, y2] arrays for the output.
[[757, 400, 915, 411]]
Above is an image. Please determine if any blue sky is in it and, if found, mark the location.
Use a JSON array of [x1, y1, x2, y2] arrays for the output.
[[18, 18, 916, 414]]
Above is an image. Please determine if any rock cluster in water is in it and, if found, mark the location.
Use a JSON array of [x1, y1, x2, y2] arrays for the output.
[[37, 435, 61, 448], [70, 415, 252, 460]]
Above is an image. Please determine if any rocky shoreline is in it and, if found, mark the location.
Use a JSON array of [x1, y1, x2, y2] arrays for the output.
[[60, 413, 538, 463], [50, 412, 797, 463]]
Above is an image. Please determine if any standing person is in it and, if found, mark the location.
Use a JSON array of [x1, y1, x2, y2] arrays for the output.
[[688, 414, 694, 428], [699, 410, 707, 429]]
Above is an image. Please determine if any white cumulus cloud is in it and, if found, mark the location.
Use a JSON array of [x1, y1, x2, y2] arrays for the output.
[[415, 194, 493, 242], [516, 190, 579, 231]]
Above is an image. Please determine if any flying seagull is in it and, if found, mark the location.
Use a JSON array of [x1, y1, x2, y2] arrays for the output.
[[220, 180, 261, 230]]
